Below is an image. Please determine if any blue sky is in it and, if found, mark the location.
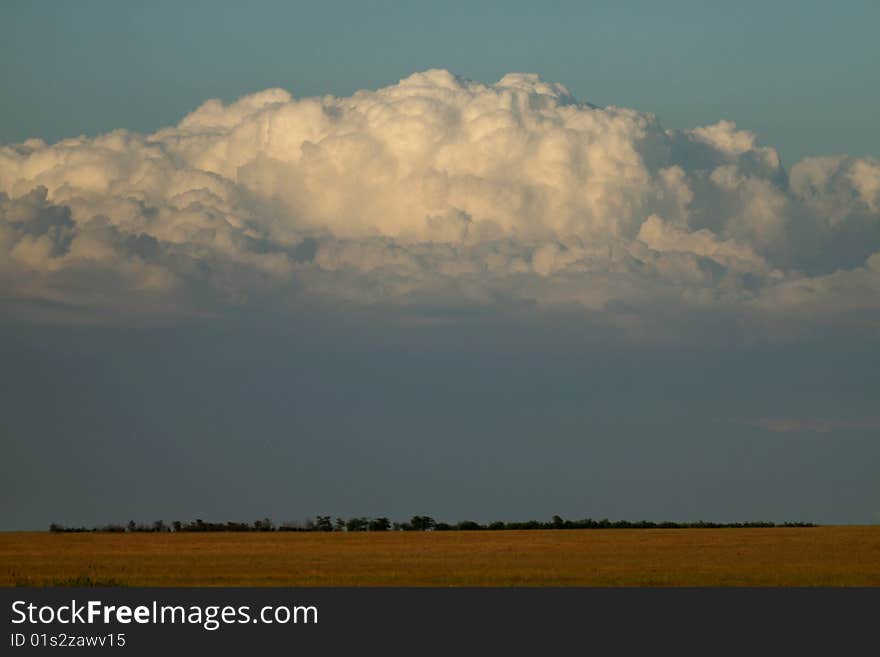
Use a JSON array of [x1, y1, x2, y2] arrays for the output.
[[1, 1, 879, 529], [2, 0, 879, 164]]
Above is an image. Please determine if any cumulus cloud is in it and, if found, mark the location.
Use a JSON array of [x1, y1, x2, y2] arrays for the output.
[[1, 69, 879, 337]]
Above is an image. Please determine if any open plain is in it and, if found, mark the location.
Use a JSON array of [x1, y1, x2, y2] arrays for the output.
[[3, 526, 880, 586]]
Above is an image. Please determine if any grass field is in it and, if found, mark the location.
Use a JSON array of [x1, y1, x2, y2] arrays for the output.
[[3, 526, 880, 586]]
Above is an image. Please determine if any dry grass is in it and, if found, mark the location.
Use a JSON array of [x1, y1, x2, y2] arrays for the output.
[[3, 526, 880, 586]]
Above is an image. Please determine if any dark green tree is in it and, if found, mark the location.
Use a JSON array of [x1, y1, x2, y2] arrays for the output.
[[410, 515, 435, 531], [369, 517, 391, 531], [345, 517, 369, 532]]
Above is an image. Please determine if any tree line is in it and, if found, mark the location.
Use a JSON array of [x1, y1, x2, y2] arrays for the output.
[[48, 515, 815, 533]]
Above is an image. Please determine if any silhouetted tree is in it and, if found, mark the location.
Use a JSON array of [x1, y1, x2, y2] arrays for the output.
[[369, 517, 391, 531], [410, 515, 435, 531], [315, 515, 334, 532], [345, 517, 369, 532], [456, 520, 482, 531], [253, 518, 274, 531], [42, 514, 814, 533]]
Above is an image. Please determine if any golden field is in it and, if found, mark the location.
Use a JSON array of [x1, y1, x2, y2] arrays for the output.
[[3, 526, 880, 586]]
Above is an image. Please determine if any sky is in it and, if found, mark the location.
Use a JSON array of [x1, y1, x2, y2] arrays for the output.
[[3, 0, 879, 164], [1, 1, 879, 529]]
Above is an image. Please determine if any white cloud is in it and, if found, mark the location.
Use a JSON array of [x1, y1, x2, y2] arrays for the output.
[[1, 70, 879, 338]]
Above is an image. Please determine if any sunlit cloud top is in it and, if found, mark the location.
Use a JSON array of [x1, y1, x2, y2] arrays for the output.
[[2, 70, 879, 339]]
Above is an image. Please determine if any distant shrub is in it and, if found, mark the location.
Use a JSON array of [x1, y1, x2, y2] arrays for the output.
[[47, 516, 817, 534], [455, 521, 483, 531], [368, 517, 391, 531]]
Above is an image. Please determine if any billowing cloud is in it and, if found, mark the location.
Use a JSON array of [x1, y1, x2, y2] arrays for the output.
[[1, 69, 879, 337]]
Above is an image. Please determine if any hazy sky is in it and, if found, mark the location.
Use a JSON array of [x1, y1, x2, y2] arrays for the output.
[[2, 0, 879, 164], [2, 1, 878, 529]]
